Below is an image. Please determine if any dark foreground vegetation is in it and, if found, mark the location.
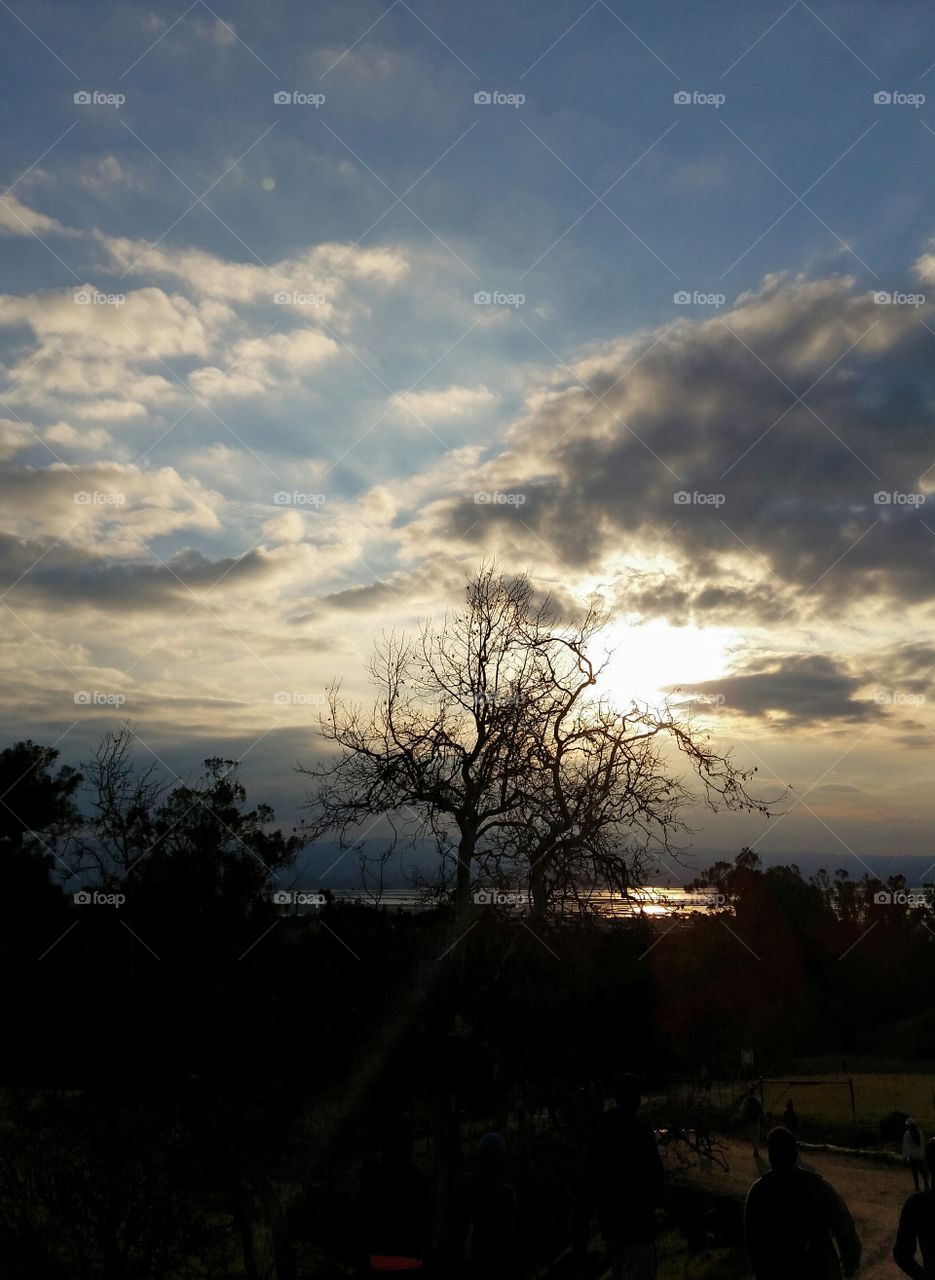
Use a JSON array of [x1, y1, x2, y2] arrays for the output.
[[1, 728, 934, 1276]]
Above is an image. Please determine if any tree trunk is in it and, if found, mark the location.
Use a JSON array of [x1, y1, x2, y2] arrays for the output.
[[530, 858, 548, 922], [455, 835, 474, 922]]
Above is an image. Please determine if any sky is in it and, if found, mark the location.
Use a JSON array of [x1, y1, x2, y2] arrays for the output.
[[2, 0, 935, 871]]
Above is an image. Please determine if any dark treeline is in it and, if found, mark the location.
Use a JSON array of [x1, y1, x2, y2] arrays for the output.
[[1, 730, 934, 1277]]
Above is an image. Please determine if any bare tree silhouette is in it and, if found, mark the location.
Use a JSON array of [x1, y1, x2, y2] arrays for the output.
[[302, 565, 780, 919]]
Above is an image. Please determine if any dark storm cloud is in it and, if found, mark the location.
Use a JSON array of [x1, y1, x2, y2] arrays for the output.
[[610, 572, 791, 626], [0, 534, 277, 611], [671, 653, 883, 727], [892, 733, 934, 750], [308, 560, 477, 618], [318, 580, 403, 612], [873, 640, 935, 693], [422, 275, 935, 624]]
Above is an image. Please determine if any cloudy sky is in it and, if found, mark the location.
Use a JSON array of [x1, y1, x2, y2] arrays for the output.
[[2, 0, 935, 866]]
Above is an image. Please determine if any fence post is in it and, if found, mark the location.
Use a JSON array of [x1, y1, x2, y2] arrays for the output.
[[848, 1078, 856, 1120]]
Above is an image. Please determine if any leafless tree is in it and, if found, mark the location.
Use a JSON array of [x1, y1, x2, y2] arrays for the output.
[[510, 688, 779, 920], [73, 724, 169, 886], [302, 566, 780, 920]]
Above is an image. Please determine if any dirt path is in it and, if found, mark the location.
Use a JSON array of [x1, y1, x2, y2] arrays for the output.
[[681, 1137, 920, 1278]]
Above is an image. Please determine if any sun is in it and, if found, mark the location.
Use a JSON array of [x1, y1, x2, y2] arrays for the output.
[[594, 618, 737, 710]]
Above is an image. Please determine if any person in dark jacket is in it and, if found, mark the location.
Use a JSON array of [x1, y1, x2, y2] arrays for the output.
[[741, 1087, 765, 1157], [572, 1074, 666, 1279], [894, 1135, 935, 1278], [460, 1131, 517, 1278], [783, 1099, 799, 1137], [904, 1119, 931, 1193], [744, 1127, 861, 1280]]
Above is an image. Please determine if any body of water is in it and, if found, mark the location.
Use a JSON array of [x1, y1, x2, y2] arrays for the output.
[[276, 885, 728, 916]]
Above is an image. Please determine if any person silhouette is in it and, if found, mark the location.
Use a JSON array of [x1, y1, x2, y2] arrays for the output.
[[903, 1119, 931, 1193], [741, 1087, 765, 1157], [894, 1135, 935, 1278], [744, 1127, 861, 1280], [783, 1099, 799, 1137], [572, 1074, 666, 1279]]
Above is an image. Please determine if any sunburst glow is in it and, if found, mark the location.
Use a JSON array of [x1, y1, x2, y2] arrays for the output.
[[594, 619, 738, 710]]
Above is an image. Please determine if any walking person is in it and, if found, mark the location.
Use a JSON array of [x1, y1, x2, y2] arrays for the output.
[[572, 1074, 666, 1279], [894, 1135, 935, 1278], [745, 1127, 861, 1280], [782, 1099, 799, 1137], [741, 1087, 765, 1158], [904, 1119, 931, 1193]]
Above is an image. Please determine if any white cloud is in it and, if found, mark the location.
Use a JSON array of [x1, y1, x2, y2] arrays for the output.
[[200, 16, 237, 48], [0, 417, 39, 460], [69, 399, 148, 422], [390, 384, 497, 422], [188, 327, 338, 399], [77, 154, 146, 198], [0, 461, 224, 557], [97, 231, 409, 305], [0, 195, 69, 238], [44, 421, 114, 451], [0, 286, 232, 359], [262, 510, 307, 543], [914, 246, 935, 284]]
